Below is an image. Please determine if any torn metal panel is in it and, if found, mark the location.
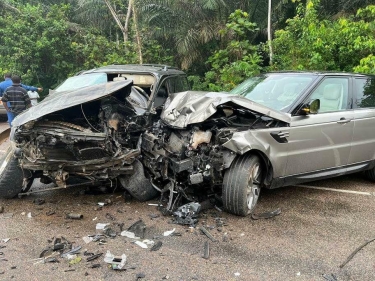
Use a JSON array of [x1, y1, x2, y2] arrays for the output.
[[13, 80, 133, 127], [161, 91, 291, 128]]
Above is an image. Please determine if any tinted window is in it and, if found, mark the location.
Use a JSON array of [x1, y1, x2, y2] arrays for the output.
[[308, 77, 349, 113], [55, 73, 107, 92], [354, 77, 375, 108], [167, 76, 189, 94]]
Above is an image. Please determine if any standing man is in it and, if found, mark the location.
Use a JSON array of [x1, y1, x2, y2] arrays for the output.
[[0, 73, 42, 125], [1, 75, 32, 127], [0, 73, 42, 96]]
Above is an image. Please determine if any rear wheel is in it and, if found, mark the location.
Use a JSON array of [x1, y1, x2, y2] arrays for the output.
[[118, 160, 158, 201], [0, 147, 30, 198], [222, 154, 263, 216]]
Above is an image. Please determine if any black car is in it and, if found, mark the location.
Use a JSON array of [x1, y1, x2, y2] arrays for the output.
[[0, 64, 189, 199]]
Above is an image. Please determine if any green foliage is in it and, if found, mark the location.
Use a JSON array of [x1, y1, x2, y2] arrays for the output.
[[192, 10, 262, 91], [272, 1, 375, 73]]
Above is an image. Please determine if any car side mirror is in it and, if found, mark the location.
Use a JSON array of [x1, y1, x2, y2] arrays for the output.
[[300, 99, 320, 115]]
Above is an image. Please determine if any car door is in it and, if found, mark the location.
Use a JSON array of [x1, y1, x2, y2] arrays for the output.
[[348, 76, 375, 164], [284, 76, 353, 176]]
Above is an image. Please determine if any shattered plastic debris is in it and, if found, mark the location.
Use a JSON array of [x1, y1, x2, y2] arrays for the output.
[[103, 227, 117, 238], [134, 241, 148, 249], [199, 226, 217, 242], [202, 241, 210, 259], [163, 228, 176, 237], [120, 231, 139, 239], [127, 220, 146, 239], [61, 246, 82, 258], [234, 272, 240, 277], [2, 238, 10, 243], [150, 241, 162, 251], [322, 273, 338, 281], [27, 212, 32, 218], [104, 250, 126, 270], [66, 213, 83, 220], [173, 202, 201, 225], [96, 223, 110, 230], [33, 198, 45, 205], [82, 236, 93, 244], [251, 208, 281, 220], [86, 253, 103, 262]]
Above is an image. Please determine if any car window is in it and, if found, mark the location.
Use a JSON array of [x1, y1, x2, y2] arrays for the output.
[[166, 76, 190, 94], [230, 74, 315, 112], [354, 77, 375, 108], [308, 77, 349, 113], [55, 73, 108, 92]]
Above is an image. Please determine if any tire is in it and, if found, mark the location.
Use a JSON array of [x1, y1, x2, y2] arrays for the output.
[[222, 154, 263, 216], [364, 169, 375, 182], [0, 147, 28, 198], [119, 160, 159, 201]]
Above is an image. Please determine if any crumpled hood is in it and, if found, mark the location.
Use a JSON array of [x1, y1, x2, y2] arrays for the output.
[[161, 91, 291, 128], [12, 80, 133, 127]]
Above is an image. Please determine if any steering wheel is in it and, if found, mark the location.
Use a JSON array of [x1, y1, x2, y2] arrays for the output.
[[133, 85, 149, 100]]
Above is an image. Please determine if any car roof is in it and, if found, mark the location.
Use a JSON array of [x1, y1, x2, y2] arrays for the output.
[[80, 64, 186, 76], [265, 71, 375, 78]]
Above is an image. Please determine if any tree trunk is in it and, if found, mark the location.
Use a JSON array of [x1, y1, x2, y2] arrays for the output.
[[124, 0, 133, 43], [132, 3, 143, 64], [268, 0, 273, 66]]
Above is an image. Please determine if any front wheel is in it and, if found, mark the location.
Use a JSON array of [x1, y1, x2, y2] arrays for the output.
[[0, 147, 30, 198], [222, 154, 263, 216]]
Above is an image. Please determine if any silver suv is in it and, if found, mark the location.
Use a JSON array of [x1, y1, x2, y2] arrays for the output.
[[141, 72, 375, 216]]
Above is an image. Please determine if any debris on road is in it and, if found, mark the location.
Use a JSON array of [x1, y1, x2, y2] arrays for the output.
[[61, 246, 82, 258], [121, 230, 139, 239], [86, 253, 103, 262], [251, 208, 281, 220], [136, 272, 146, 279], [322, 273, 338, 281], [150, 241, 162, 251], [127, 220, 146, 239], [69, 256, 82, 265], [134, 241, 149, 249], [0, 206, 4, 213], [96, 223, 110, 230], [33, 198, 45, 205], [202, 241, 210, 259], [1, 213, 13, 219], [104, 250, 126, 270], [1, 239, 10, 243], [163, 228, 175, 237], [340, 237, 375, 268], [199, 226, 217, 242], [27, 212, 32, 218], [66, 213, 83, 220], [173, 202, 201, 225], [46, 210, 55, 216]]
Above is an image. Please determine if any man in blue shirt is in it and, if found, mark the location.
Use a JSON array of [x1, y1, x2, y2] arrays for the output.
[[0, 73, 42, 96], [0, 73, 42, 126]]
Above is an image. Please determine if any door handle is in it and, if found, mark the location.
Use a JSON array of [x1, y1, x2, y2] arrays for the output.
[[337, 118, 351, 124]]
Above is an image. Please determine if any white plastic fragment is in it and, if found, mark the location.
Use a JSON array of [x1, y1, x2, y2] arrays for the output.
[[134, 241, 148, 249], [234, 272, 240, 277], [148, 203, 162, 206], [82, 236, 93, 244], [104, 250, 126, 270], [27, 212, 32, 218], [92, 217, 97, 221], [120, 231, 139, 239], [21, 212, 25, 216], [98, 202, 105, 207], [2, 238, 10, 243], [163, 228, 176, 237], [66, 254, 77, 260], [296, 272, 301, 276], [96, 223, 110, 230], [142, 239, 154, 246]]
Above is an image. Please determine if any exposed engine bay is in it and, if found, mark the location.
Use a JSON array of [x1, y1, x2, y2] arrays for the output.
[[141, 102, 287, 211], [12, 81, 152, 187]]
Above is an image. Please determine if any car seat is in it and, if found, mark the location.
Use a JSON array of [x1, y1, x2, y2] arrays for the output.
[[319, 84, 343, 112]]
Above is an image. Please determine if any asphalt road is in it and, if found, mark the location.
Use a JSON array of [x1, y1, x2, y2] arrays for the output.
[[0, 122, 375, 281]]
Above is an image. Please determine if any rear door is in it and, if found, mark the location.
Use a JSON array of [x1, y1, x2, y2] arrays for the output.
[[348, 76, 375, 164], [285, 76, 353, 176]]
